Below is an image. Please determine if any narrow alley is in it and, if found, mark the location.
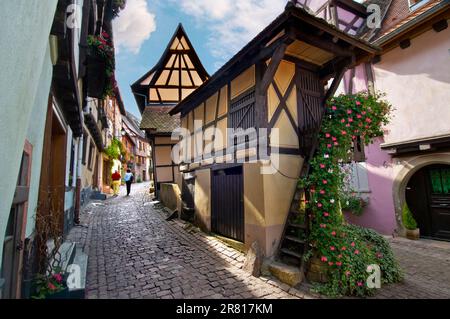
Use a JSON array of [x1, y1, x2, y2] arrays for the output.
[[67, 183, 307, 299]]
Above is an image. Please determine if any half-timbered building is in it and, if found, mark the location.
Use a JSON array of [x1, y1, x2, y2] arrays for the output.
[[169, 2, 379, 258], [131, 24, 209, 195]]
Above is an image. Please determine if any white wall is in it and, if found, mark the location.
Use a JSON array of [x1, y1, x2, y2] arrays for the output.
[[0, 0, 58, 263], [373, 25, 450, 145]]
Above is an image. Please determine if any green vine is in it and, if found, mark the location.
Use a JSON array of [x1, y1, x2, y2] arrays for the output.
[[104, 138, 126, 163], [302, 92, 402, 296]]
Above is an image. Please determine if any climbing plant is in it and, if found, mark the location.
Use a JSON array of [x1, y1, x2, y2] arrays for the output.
[[104, 137, 126, 164], [301, 92, 402, 296]]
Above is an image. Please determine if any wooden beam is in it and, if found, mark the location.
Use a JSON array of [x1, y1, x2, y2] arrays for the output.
[[260, 42, 289, 92], [324, 66, 347, 101], [291, 28, 353, 57]]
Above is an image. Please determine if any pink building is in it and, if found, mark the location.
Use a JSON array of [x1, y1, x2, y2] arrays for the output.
[[314, 0, 450, 240]]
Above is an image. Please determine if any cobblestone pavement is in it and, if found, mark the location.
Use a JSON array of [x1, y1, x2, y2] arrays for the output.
[[370, 237, 450, 299], [67, 182, 450, 299], [68, 182, 310, 299]]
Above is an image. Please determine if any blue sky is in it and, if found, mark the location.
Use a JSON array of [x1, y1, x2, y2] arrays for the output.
[[112, 0, 287, 118]]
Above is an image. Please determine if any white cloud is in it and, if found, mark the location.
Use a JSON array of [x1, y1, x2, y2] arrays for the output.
[[174, 0, 287, 68], [113, 0, 156, 54]]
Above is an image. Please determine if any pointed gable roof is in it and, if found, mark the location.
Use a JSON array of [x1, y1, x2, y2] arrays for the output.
[[131, 24, 209, 113]]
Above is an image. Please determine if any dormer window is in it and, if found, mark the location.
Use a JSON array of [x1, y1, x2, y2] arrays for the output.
[[408, 0, 430, 11]]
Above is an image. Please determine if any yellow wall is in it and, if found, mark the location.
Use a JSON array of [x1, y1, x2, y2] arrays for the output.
[[194, 168, 211, 231], [231, 65, 255, 99]]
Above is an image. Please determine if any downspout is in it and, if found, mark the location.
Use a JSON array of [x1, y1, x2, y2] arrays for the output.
[[74, 135, 84, 224]]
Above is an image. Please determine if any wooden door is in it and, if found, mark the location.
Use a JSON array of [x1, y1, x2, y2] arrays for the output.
[[1, 142, 32, 298], [406, 164, 450, 240], [427, 165, 450, 240], [211, 166, 244, 242]]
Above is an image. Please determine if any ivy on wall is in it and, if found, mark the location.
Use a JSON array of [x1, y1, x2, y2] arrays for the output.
[[301, 92, 402, 296]]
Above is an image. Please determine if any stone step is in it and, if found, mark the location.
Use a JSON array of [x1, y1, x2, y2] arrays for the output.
[[280, 248, 302, 259], [268, 261, 303, 286], [285, 235, 305, 244]]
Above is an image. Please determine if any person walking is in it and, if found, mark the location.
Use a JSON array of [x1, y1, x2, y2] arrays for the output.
[[124, 169, 134, 196], [111, 170, 121, 196]]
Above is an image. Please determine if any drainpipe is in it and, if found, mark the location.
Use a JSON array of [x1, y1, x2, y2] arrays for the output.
[[74, 135, 84, 224]]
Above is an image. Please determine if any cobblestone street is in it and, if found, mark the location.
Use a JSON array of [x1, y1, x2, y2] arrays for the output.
[[67, 182, 450, 299], [68, 182, 308, 299]]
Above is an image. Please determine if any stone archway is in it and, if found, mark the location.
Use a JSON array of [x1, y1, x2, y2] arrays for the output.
[[392, 152, 450, 237]]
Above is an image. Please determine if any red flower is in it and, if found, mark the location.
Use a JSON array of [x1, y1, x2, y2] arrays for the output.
[[341, 130, 347, 135], [323, 212, 329, 217], [327, 144, 332, 148], [351, 242, 355, 247], [330, 246, 335, 251], [317, 203, 322, 208], [325, 133, 331, 138], [322, 180, 328, 184], [320, 164, 326, 169], [336, 261, 342, 266], [341, 119, 346, 123], [48, 283, 56, 291], [319, 190, 325, 195], [331, 231, 336, 236], [341, 246, 347, 251], [357, 114, 362, 119], [366, 118, 372, 123], [354, 250, 360, 255], [332, 106, 337, 111], [357, 281, 363, 287], [347, 109, 352, 114], [332, 137, 337, 141], [328, 262, 334, 266], [320, 224, 327, 228], [356, 101, 361, 106], [321, 256, 328, 262]]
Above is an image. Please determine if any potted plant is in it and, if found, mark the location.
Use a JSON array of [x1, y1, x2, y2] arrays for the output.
[[32, 271, 69, 299], [402, 203, 420, 240], [86, 32, 116, 98]]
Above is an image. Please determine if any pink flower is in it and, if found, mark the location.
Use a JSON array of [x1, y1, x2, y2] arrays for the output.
[[320, 190, 325, 195], [345, 271, 351, 277], [336, 261, 342, 266], [331, 231, 336, 236], [320, 224, 327, 228], [330, 246, 335, 251], [356, 101, 361, 106], [341, 130, 347, 135], [351, 242, 355, 247], [361, 111, 366, 115], [332, 136, 337, 141], [328, 262, 334, 266], [341, 246, 347, 251], [332, 106, 337, 111], [376, 252, 383, 258], [322, 180, 328, 185], [347, 109, 352, 114], [48, 283, 56, 291], [341, 119, 346, 123], [327, 144, 332, 148], [334, 142, 339, 146], [323, 212, 329, 217], [321, 256, 328, 262], [53, 273, 63, 283], [354, 250, 360, 255], [357, 114, 362, 119], [319, 164, 326, 169], [366, 118, 372, 123], [337, 254, 342, 259], [346, 124, 351, 127], [357, 282, 363, 287], [317, 203, 323, 208], [348, 118, 353, 122], [352, 135, 356, 140], [325, 133, 331, 138]]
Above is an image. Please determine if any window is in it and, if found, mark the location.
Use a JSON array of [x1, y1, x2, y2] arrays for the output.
[[342, 162, 370, 193], [82, 132, 88, 165], [408, 0, 429, 11], [88, 141, 95, 171], [229, 88, 256, 130]]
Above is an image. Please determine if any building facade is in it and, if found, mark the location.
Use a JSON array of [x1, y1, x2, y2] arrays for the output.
[[169, 3, 377, 258], [131, 24, 209, 196]]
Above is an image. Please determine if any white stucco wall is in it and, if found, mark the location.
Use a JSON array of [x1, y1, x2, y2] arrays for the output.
[[373, 25, 450, 145], [0, 0, 58, 263]]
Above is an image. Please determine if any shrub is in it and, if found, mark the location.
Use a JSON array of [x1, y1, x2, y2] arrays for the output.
[[402, 203, 417, 230]]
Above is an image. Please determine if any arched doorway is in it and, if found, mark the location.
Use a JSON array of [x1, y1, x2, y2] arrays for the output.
[[405, 164, 450, 240]]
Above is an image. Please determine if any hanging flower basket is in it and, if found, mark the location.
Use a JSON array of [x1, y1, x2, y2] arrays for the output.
[[86, 32, 116, 99]]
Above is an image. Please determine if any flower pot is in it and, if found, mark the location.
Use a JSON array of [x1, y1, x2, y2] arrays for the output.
[[46, 287, 69, 299], [405, 228, 420, 240]]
